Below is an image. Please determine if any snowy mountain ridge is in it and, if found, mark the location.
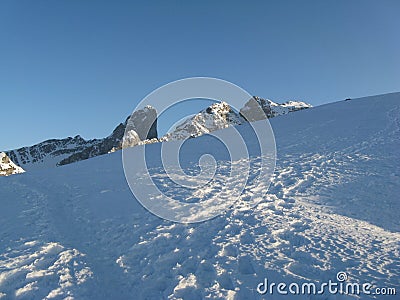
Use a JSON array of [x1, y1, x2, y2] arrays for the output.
[[5, 106, 158, 170], [161, 97, 311, 141], [4, 97, 310, 170]]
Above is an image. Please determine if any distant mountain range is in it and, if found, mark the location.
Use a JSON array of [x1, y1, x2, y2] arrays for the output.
[[4, 97, 311, 171], [5, 106, 158, 171]]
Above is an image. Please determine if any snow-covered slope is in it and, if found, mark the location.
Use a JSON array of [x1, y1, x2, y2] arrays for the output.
[[0, 152, 24, 176], [5, 106, 158, 170], [0, 93, 399, 299]]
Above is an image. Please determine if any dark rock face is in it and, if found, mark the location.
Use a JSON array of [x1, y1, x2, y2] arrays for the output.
[[6, 106, 158, 170]]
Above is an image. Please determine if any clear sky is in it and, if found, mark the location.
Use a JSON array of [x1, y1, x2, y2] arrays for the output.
[[1, 0, 399, 150]]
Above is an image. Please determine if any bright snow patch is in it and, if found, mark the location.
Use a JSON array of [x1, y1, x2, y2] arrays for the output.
[[0, 152, 24, 176]]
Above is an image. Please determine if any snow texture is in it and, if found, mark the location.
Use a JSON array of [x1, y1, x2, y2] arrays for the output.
[[0, 93, 399, 299]]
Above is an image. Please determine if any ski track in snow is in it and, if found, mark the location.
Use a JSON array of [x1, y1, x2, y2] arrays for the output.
[[1, 94, 399, 299]]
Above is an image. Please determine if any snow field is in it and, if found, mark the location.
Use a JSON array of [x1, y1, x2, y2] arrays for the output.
[[0, 93, 399, 299]]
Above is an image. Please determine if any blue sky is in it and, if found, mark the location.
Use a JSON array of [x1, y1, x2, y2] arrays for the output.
[[1, 0, 399, 150]]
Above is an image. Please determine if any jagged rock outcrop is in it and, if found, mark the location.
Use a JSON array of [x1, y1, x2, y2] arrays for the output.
[[121, 105, 158, 149], [161, 98, 312, 141], [160, 102, 245, 142], [126, 105, 158, 140], [0, 152, 24, 176], [240, 97, 312, 121]]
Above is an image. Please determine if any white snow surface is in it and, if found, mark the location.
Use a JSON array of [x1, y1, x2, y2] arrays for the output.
[[0, 93, 399, 299]]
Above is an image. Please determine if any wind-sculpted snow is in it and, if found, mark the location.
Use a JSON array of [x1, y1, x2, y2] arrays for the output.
[[0, 241, 93, 299], [0, 93, 399, 299]]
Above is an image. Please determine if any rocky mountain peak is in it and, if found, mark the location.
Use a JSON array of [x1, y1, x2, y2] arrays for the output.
[[160, 101, 244, 142], [126, 105, 157, 141], [4, 97, 311, 172]]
